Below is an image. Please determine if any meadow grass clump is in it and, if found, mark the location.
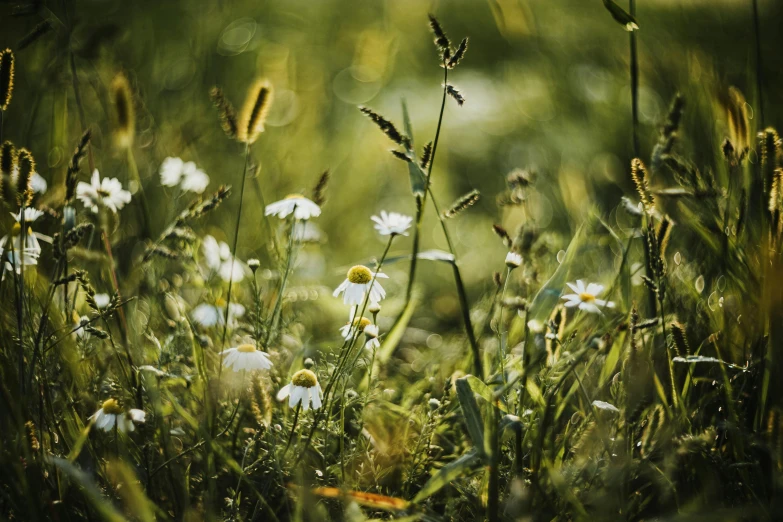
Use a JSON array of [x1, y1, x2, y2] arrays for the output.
[[1, 5, 783, 522]]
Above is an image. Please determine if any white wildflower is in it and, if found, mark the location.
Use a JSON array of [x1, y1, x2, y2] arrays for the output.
[[76, 169, 132, 214], [371, 211, 412, 236], [265, 194, 321, 220], [276, 369, 322, 411], [561, 280, 615, 314]]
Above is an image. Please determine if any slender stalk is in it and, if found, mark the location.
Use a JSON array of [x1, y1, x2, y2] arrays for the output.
[[629, 0, 640, 158], [219, 144, 251, 354], [406, 64, 449, 301], [284, 403, 301, 454], [498, 267, 512, 383], [487, 399, 500, 522], [265, 215, 299, 346], [751, 0, 765, 128]]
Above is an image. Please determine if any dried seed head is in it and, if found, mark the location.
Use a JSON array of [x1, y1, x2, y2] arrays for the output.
[[447, 38, 468, 69], [420, 141, 433, 170], [445, 84, 465, 106], [210, 86, 238, 139], [428, 14, 451, 61], [0, 140, 15, 203], [670, 321, 690, 356], [15, 148, 35, 206], [66, 129, 91, 202], [18, 20, 53, 51], [358, 106, 407, 146], [311, 169, 330, 207], [444, 189, 480, 218], [111, 72, 135, 149], [238, 79, 273, 144], [0, 49, 14, 111], [492, 223, 511, 247], [630, 158, 654, 211]]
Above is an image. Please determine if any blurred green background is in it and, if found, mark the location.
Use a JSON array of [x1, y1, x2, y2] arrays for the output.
[[2, 0, 781, 334]]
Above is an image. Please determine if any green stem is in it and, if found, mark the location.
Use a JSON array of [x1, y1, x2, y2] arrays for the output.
[[265, 215, 299, 347], [629, 0, 640, 158]]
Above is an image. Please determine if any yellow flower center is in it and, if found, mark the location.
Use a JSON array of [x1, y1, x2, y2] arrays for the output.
[[347, 265, 372, 284], [285, 194, 304, 200], [215, 297, 227, 307], [579, 293, 596, 303], [237, 343, 257, 353], [292, 369, 318, 388], [11, 222, 21, 236], [352, 317, 372, 330], [101, 398, 123, 415]]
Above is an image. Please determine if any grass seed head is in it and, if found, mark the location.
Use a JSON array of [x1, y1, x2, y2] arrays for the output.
[[0, 49, 14, 111], [238, 79, 273, 144], [444, 189, 480, 218], [210, 86, 238, 139], [428, 14, 451, 62], [111, 72, 135, 149], [15, 148, 35, 206]]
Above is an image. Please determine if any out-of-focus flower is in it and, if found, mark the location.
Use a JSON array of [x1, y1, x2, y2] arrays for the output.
[[76, 170, 131, 214], [191, 302, 245, 328], [505, 251, 522, 269], [159, 157, 209, 194], [220, 343, 273, 372], [201, 235, 248, 283], [371, 211, 412, 236], [265, 194, 321, 220]]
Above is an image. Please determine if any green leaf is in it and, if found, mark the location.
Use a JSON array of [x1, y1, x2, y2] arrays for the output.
[[377, 293, 418, 365], [401, 99, 426, 197], [455, 377, 485, 450], [106, 460, 156, 522], [464, 375, 507, 412], [50, 457, 127, 522], [412, 449, 483, 503], [602, 0, 639, 31]]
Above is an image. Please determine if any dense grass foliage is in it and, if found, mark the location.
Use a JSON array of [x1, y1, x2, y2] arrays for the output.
[[1, 1, 783, 520]]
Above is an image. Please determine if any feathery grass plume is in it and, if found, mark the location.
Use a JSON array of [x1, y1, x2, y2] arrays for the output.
[[15, 148, 35, 206], [237, 79, 273, 144], [358, 107, 407, 147], [0, 49, 14, 111], [630, 158, 654, 211], [726, 87, 751, 154], [420, 141, 433, 170], [428, 14, 451, 61], [17, 20, 53, 50], [111, 72, 135, 149], [445, 84, 465, 106], [670, 322, 690, 357], [209, 86, 238, 139], [66, 129, 91, 202], [447, 38, 468, 69], [444, 190, 480, 218], [656, 217, 672, 260], [251, 374, 272, 428], [311, 170, 330, 207], [640, 405, 666, 457]]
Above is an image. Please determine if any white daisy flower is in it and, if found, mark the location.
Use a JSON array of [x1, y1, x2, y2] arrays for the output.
[[93, 293, 111, 309], [561, 280, 615, 314], [505, 251, 522, 269], [264, 194, 321, 220], [276, 369, 322, 411], [333, 265, 388, 306], [159, 157, 210, 194], [220, 343, 273, 372], [339, 315, 373, 340], [201, 235, 247, 283], [371, 211, 413, 236], [76, 169, 132, 214], [0, 208, 47, 272], [88, 398, 146, 433], [191, 302, 245, 328]]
